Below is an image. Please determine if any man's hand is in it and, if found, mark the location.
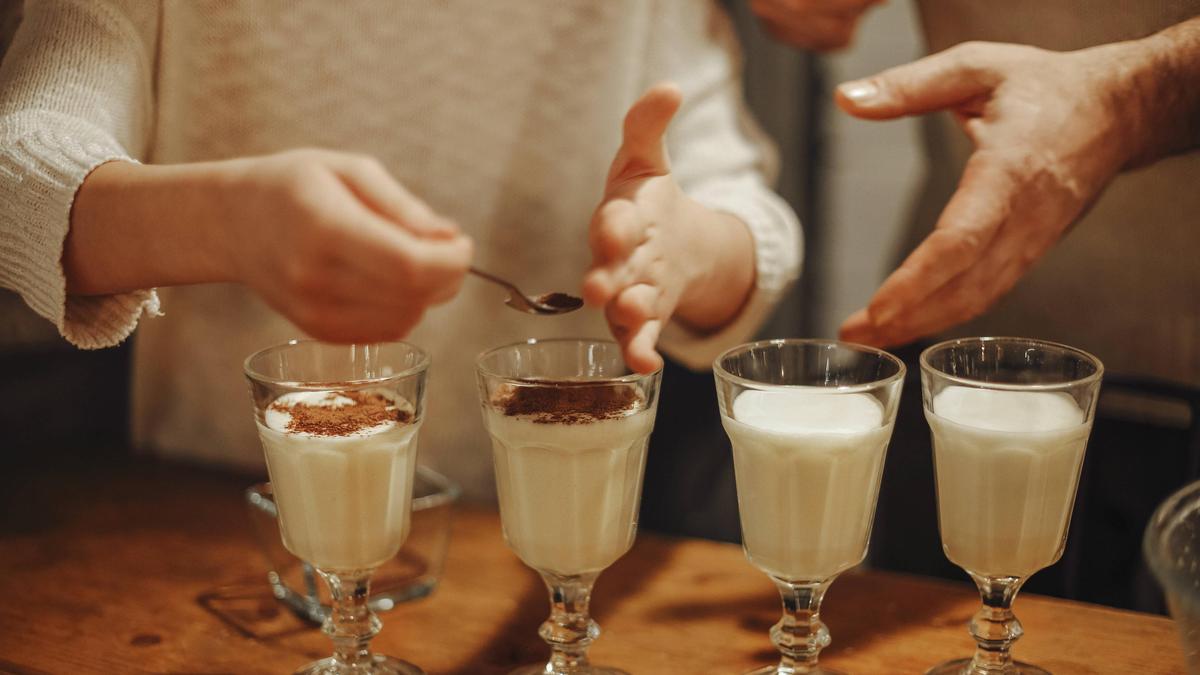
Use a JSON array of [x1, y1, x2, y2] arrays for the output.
[[836, 40, 1156, 347], [583, 84, 756, 373], [750, 0, 883, 52], [68, 149, 473, 343]]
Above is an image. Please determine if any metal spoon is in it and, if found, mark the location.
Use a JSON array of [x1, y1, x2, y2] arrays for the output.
[[469, 267, 583, 315]]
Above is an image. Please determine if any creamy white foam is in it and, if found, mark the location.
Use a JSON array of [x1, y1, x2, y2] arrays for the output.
[[484, 406, 655, 576], [257, 391, 420, 571], [263, 391, 400, 437], [724, 389, 891, 581], [929, 386, 1090, 578]]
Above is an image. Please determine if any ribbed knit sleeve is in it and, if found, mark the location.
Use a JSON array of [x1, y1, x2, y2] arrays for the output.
[[0, 0, 161, 349], [644, 2, 803, 371]]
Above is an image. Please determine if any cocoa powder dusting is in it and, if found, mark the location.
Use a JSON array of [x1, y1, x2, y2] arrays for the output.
[[271, 391, 412, 436], [494, 381, 640, 424], [536, 292, 583, 310]]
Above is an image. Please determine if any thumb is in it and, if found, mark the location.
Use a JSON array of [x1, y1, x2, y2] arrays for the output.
[[834, 44, 998, 120], [606, 82, 683, 189]]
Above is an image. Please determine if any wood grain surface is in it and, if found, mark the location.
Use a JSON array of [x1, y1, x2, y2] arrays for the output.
[[0, 460, 1183, 674]]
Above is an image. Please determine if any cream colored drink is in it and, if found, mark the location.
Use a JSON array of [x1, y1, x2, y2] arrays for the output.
[[483, 386, 654, 576], [929, 386, 1090, 578], [722, 389, 892, 582], [257, 390, 420, 571]]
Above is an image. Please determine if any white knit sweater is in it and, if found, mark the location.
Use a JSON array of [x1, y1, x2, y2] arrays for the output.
[[0, 0, 800, 499]]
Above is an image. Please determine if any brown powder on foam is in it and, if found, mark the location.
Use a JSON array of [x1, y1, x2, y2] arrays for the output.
[[493, 381, 641, 424], [271, 391, 412, 436]]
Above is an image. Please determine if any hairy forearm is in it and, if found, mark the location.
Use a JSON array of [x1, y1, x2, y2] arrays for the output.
[[1118, 16, 1200, 168], [65, 160, 234, 295]]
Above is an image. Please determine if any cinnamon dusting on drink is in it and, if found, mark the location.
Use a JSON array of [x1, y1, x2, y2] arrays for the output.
[[494, 382, 640, 424], [536, 292, 583, 311], [270, 391, 412, 435]]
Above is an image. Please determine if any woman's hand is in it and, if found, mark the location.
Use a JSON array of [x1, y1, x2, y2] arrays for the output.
[[67, 149, 473, 343], [583, 84, 756, 373]]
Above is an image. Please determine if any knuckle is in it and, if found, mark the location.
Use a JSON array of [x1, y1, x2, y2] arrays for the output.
[[935, 228, 983, 260], [351, 153, 386, 175], [280, 147, 323, 163], [954, 41, 989, 58], [282, 158, 332, 198], [597, 199, 636, 225], [597, 226, 626, 257], [1017, 244, 1042, 268]]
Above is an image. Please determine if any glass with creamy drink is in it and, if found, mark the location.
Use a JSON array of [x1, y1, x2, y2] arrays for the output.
[[477, 339, 661, 675], [246, 340, 430, 675], [921, 337, 1103, 675], [714, 339, 905, 675]]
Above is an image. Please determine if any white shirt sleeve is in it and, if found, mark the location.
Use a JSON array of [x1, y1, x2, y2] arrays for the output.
[[642, 1, 803, 371], [0, 0, 161, 349]]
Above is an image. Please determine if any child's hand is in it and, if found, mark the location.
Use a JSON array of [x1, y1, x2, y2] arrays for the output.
[[223, 149, 474, 343], [583, 84, 756, 373]]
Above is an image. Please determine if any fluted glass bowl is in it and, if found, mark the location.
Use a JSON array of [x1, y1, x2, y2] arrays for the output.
[[246, 465, 458, 624]]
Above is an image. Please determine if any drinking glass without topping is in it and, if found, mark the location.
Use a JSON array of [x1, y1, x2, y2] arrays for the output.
[[245, 340, 430, 675], [1145, 479, 1200, 674], [714, 339, 905, 675], [476, 338, 662, 675], [921, 337, 1103, 675]]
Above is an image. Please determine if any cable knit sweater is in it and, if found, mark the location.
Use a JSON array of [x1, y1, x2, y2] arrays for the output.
[[0, 1, 801, 499]]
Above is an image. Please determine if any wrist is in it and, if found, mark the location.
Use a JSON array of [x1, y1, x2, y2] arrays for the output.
[[67, 160, 240, 295], [191, 158, 255, 283], [1097, 23, 1200, 168], [674, 201, 756, 331]]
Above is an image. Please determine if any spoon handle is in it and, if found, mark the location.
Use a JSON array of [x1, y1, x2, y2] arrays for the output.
[[468, 266, 521, 293]]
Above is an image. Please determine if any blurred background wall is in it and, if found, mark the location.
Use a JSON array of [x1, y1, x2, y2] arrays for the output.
[[813, 0, 921, 337]]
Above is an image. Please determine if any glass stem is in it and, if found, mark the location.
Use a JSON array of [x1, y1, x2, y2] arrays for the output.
[[319, 568, 383, 669], [771, 578, 832, 674], [966, 573, 1025, 674], [538, 572, 601, 674]]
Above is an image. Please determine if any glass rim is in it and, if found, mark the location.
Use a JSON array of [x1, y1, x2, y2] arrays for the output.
[[1143, 478, 1200, 595], [474, 337, 662, 385], [712, 338, 907, 393], [919, 336, 1104, 392], [243, 338, 431, 388]]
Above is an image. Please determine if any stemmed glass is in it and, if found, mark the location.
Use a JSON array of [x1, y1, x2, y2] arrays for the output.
[[245, 340, 430, 675], [476, 338, 662, 675], [714, 339, 905, 675], [921, 337, 1103, 675]]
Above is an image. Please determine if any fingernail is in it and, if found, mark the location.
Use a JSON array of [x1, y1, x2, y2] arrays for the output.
[[838, 80, 879, 104]]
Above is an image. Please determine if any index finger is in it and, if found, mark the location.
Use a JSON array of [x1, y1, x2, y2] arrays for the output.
[[332, 155, 460, 239], [867, 152, 1016, 327]]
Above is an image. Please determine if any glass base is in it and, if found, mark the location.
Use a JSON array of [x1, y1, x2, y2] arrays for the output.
[[925, 658, 1050, 675], [508, 666, 628, 675], [744, 666, 844, 675], [294, 654, 425, 675]]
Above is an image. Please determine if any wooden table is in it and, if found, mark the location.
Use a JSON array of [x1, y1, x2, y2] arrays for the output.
[[0, 459, 1183, 674]]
